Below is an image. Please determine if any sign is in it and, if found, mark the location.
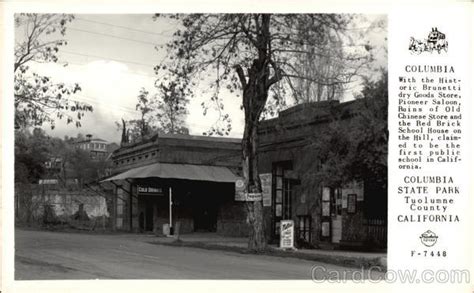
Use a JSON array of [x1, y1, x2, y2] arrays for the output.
[[234, 179, 247, 201], [235, 178, 262, 201], [259, 173, 272, 207], [247, 192, 262, 201], [137, 186, 163, 195], [280, 220, 294, 249]]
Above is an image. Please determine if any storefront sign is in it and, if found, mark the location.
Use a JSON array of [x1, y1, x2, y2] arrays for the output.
[[280, 220, 294, 249], [259, 173, 272, 207], [137, 186, 163, 195]]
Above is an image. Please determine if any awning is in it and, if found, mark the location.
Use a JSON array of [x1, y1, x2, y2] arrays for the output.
[[101, 162, 240, 183]]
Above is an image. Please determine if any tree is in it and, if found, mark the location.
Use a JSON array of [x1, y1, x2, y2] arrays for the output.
[[14, 13, 93, 129], [118, 83, 189, 144], [308, 70, 388, 187], [15, 128, 51, 184], [155, 14, 375, 250]]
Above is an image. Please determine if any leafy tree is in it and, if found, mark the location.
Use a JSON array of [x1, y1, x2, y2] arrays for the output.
[[14, 13, 93, 129], [308, 70, 388, 187], [15, 128, 51, 184], [155, 14, 375, 250], [118, 84, 189, 144]]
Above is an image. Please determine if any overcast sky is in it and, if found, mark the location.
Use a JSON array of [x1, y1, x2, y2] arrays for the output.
[[22, 14, 386, 144]]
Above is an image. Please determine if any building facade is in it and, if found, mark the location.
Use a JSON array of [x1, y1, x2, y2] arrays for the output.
[[105, 99, 387, 249], [75, 134, 109, 161], [258, 100, 387, 249], [104, 134, 250, 236]]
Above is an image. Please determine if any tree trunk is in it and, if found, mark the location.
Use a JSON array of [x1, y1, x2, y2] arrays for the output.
[[236, 14, 281, 251], [242, 116, 266, 251]]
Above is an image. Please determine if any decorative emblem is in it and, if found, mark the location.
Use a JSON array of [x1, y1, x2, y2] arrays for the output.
[[420, 230, 438, 247], [409, 27, 448, 54]]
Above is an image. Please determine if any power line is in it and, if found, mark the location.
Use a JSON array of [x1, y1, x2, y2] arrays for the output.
[[74, 94, 235, 130], [60, 50, 159, 69], [68, 27, 165, 46], [75, 17, 172, 38]]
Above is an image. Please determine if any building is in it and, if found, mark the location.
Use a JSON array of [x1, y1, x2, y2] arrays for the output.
[[103, 133, 250, 236], [104, 99, 387, 250], [258, 100, 387, 249], [75, 134, 109, 160]]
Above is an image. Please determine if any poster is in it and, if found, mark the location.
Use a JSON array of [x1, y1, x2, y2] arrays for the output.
[[280, 220, 295, 249]]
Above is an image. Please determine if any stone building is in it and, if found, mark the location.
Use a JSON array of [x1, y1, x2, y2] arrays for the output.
[[103, 134, 250, 236], [104, 99, 387, 249], [258, 100, 387, 249]]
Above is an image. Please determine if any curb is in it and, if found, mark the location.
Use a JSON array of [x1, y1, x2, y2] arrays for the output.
[[149, 240, 387, 272]]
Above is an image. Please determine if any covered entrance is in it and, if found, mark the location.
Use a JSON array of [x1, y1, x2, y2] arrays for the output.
[[103, 162, 240, 234]]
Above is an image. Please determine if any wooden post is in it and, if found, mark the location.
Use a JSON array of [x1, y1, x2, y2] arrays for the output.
[[169, 186, 173, 235]]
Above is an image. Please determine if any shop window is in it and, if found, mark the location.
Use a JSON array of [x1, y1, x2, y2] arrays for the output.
[[347, 194, 357, 214], [331, 188, 342, 216], [272, 162, 292, 237], [322, 187, 331, 217], [298, 215, 311, 242]]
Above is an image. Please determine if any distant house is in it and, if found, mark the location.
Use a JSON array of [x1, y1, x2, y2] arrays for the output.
[[74, 134, 109, 161]]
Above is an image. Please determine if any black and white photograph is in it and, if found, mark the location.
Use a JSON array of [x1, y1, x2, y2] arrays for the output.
[[11, 12, 388, 281]]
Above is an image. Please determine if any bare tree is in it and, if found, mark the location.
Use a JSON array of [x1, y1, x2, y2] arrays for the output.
[[14, 13, 93, 129], [155, 14, 375, 250]]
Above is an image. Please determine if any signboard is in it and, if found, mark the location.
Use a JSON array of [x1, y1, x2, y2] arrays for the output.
[[137, 186, 163, 196], [234, 179, 247, 201], [280, 220, 294, 249], [235, 178, 263, 201], [259, 173, 272, 207], [247, 193, 262, 201]]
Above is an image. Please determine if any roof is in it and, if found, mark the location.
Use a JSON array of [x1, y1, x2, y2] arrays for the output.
[[76, 138, 108, 143], [102, 162, 240, 183]]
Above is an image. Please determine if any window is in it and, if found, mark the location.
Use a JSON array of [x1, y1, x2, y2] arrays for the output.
[[298, 215, 311, 242], [272, 162, 292, 237], [322, 187, 331, 217], [347, 194, 357, 214], [331, 188, 342, 216]]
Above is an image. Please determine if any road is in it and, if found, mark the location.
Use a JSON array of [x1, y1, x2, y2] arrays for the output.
[[15, 229, 383, 280]]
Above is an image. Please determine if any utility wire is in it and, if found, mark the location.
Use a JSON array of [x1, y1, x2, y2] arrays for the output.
[[68, 27, 165, 46], [75, 17, 172, 37], [60, 50, 159, 69]]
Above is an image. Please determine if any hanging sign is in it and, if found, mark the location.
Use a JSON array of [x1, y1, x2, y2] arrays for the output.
[[280, 220, 295, 249]]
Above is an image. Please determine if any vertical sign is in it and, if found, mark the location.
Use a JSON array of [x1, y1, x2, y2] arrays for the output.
[[259, 173, 272, 207], [280, 220, 294, 249], [234, 178, 246, 201]]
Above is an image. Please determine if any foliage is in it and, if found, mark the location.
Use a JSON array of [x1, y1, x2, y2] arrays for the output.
[[14, 13, 93, 129], [308, 71, 388, 187], [155, 13, 378, 250], [15, 128, 51, 183], [15, 129, 110, 186], [117, 84, 189, 143], [154, 14, 374, 133]]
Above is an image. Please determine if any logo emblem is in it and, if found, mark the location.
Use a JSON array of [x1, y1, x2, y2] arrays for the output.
[[409, 27, 448, 55], [235, 179, 244, 188], [420, 230, 438, 247]]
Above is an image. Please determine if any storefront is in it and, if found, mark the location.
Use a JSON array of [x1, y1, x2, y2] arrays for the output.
[[257, 100, 387, 249], [103, 134, 250, 236]]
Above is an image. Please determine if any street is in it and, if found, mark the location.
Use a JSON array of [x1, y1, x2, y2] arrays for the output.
[[14, 229, 382, 280]]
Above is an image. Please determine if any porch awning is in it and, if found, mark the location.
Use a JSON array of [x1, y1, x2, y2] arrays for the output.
[[101, 162, 240, 183]]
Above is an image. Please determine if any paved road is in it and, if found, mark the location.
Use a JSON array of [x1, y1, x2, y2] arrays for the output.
[[15, 229, 383, 280]]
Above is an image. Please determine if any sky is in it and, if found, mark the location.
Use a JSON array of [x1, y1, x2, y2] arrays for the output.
[[18, 14, 387, 144]]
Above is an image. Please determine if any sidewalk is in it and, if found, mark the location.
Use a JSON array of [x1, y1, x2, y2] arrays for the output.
[[144, 232, 387, 271]]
